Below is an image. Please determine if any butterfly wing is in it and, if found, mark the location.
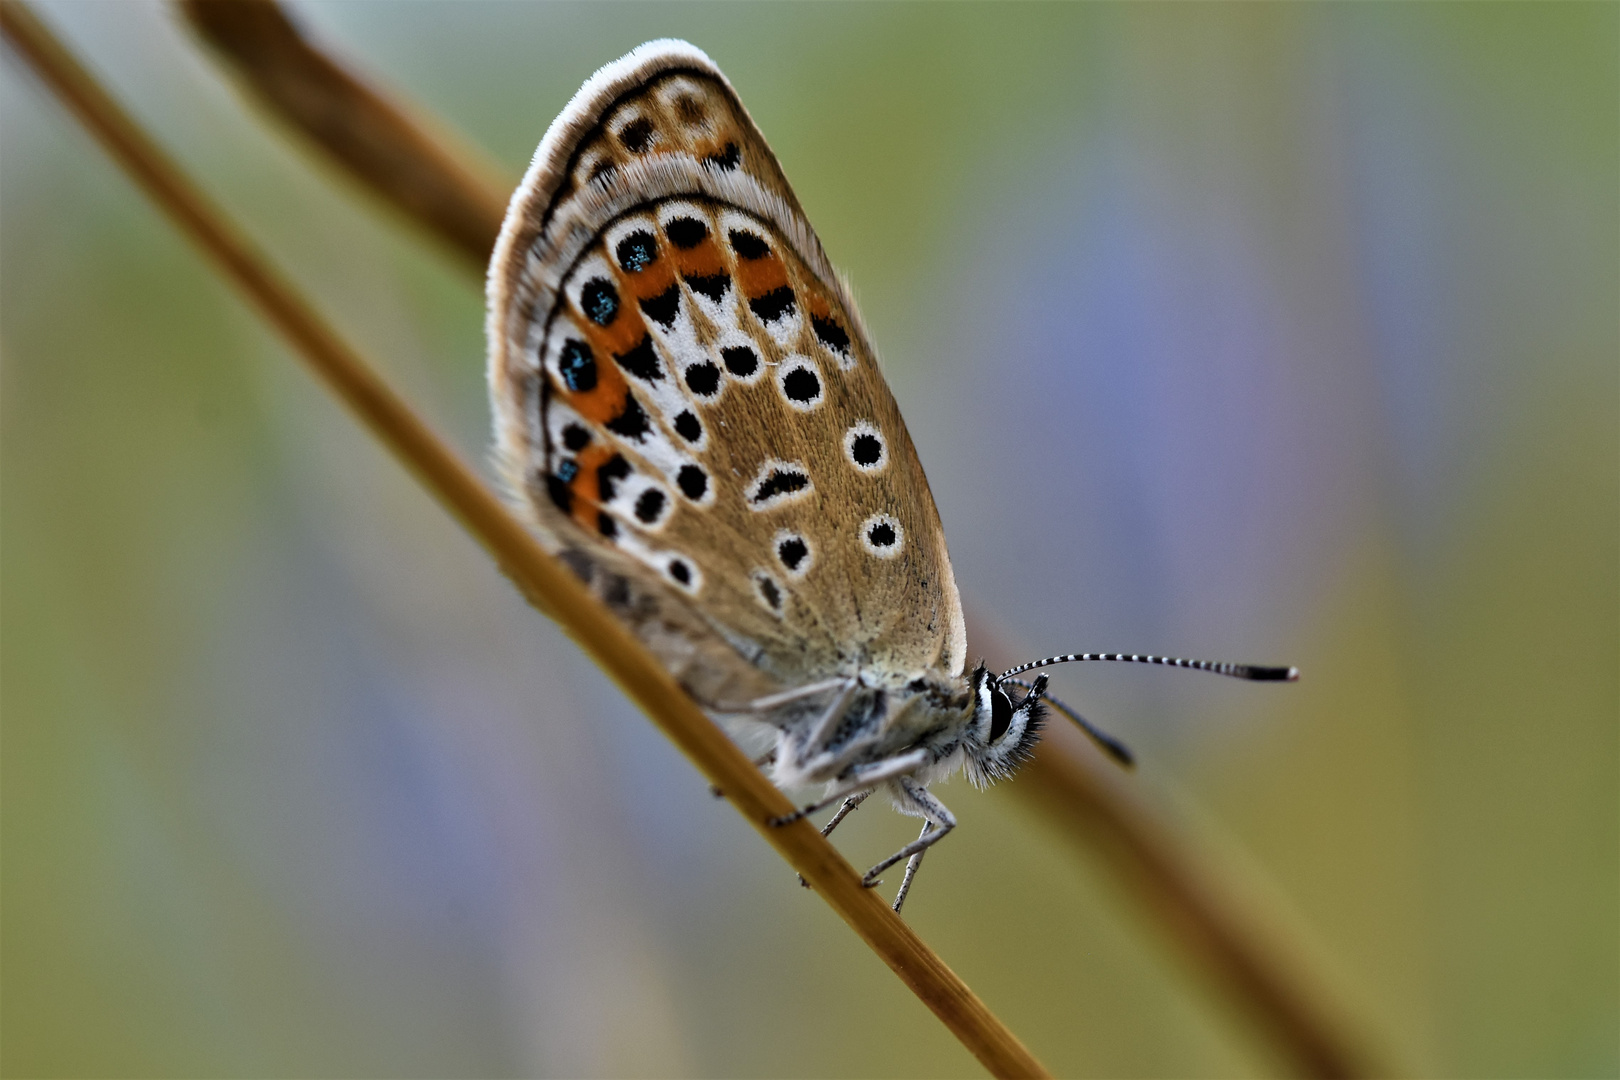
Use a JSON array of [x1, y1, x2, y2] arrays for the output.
[[488, 40, 966, 704]]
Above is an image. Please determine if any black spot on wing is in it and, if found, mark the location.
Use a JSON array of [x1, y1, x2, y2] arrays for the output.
[[674, 95, 705, 124], [673, 410, 702, 443], [677, 464, 708, 500], [597, 454, 631, 501], [634, 488, 666, 524], [749, 286, 795, 323], [812, 314, 851, 355], [614, 335, 663, 382], [561, 423, 591, 452], [684, 361, 720, 397], [638, 285, 680, 328], [665, 217, 708, 249], [546, 474, 572, 513], [751, 467, 809, 504], [703, 142, 740, 170], [756, 574, 782, 611], [605, 394, 649, 440], [777, 536, 808, 571], [581, 278, 619, 326], [616, 230, 658, 273], [721, 346, 758, 378], [728, 229, 769, 260], [597, 511, 618, 539], [782, 366, 820, 404], [669, 559, 692, 586], [619, 117, 655, 152], [851, 433, 882, 466], [558, 340, 597, 393], [684, 273, 730, 302], [867, 521, 897, 548]]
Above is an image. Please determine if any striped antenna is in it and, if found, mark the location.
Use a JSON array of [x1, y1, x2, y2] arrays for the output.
[[997, 653, 1299, 684]]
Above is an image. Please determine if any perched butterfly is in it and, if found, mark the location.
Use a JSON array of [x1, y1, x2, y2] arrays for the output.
[[487, 40, 1296, 911]]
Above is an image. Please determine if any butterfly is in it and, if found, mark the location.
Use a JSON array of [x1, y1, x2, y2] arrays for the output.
[[486, 40, 1295, 912]]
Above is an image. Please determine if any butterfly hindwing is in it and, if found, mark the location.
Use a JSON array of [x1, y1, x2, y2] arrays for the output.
[[489, 40, 967, 700]]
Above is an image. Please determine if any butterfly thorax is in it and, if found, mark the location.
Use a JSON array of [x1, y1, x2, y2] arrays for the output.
[[743, 663, 1045, 800]]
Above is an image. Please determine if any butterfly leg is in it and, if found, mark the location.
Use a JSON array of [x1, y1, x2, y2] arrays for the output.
[[724, 678, 851, 713], [797, 680, 860, 765], [797, 790, 871, 888], [820, 789, 871, 837], [799, 692, 924, 781], [890, 822, 936, 913], [769, 748, 928, 826], [862, 777, 955, 889]]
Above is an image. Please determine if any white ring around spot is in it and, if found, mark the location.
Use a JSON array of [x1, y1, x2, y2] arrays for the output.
[[772, 529, 814, 579], [843, 420, 888, 473], [860, 513, 904, 559], [774, 354, 823, 412]]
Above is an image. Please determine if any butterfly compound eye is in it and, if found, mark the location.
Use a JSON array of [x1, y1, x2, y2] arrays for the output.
[[988, 687, 1014, 743]]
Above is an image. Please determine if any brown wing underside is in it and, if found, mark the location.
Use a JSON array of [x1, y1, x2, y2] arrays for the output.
[[488, 42, 966, 695]]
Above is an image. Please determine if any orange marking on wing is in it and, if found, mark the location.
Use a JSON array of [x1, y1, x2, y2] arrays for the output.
[[735, 251, 789, 299], [559, 373, 628, 426], [622, 256, 677, 303], [567, 442, 618, 529], [576, 302, 649, 364], [555, 319, 630, 425], [694, 133, 740, 161], [673, 234, 726, 279]]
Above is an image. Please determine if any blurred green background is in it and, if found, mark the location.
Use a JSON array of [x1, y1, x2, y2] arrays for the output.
[[3, 3, 1614, 1076]]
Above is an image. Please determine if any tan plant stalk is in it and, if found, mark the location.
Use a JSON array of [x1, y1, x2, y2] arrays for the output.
[[179, 0, 507, 269], [0, 4, 1050, 1076], [168, 5, 1383, 1076]]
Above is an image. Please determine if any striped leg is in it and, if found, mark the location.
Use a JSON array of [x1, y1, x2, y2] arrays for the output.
[[890, 821, 935, 912], [797, 790, 870, 889], [862, 777, 955, 890]]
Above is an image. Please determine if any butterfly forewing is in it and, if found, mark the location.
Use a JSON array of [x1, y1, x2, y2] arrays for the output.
[[489, 41, 966, 702]]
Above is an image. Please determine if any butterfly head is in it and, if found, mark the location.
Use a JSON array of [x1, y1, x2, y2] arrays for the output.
[[959, 664, 1047, 788]]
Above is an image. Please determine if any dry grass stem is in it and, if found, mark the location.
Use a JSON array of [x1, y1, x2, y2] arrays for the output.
[[0, 5, 1049, 1076], [166, 5, 1384, 1077], [179, 0, 507, 268]]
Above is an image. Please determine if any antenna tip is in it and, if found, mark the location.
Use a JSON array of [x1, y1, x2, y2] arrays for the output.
[[1092, 732, 1136, 768], [1246, 665, 1300, 682]]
